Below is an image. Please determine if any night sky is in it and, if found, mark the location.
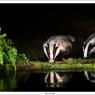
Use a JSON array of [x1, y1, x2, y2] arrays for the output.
[[0, 4, 95, 59]]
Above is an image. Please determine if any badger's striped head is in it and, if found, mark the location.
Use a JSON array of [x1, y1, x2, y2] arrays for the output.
[[43, 42, 61, 63], [83, 34, 95, 58], [83, 40, 95, 58]]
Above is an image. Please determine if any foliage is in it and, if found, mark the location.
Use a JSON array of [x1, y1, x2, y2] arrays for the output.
[[0, 28, 30, 65], [0, 32, 18, 65], [63, 58, 95, 64], [3, 47, 17, 65], [0, 47, 4, 65], [16, 54, 30, 64]]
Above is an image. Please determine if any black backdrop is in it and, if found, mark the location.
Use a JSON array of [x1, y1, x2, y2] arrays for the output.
[[0, 4, 95, 60]]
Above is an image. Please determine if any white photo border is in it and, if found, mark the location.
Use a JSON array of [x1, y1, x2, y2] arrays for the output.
[[0, 1, 94, 95]]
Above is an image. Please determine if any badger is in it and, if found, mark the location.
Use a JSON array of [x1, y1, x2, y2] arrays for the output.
[[83, 33, 95, 83], [43, 35, 75, 63], [43, 35, 75, 87]]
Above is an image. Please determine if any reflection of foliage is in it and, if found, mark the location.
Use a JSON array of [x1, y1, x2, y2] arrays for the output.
[[0, 65, 17, 91], [16, 72, 29, 84], [0, 80, 4, 91], [3, 73, 17, 91]]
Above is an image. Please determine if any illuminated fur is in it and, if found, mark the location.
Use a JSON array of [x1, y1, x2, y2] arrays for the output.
[[43, 35, 75, 63]]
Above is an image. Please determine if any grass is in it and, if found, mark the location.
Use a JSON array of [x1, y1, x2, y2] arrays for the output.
[[1, 58, 95, 73], [15, 58, 95, 73]]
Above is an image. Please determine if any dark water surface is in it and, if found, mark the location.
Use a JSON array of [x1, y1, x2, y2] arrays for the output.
[[1, 71, 95, 92]]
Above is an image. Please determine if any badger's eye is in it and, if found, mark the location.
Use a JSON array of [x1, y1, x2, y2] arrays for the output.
[[88, 43, 95, 52], [89, 43, 95, 48], [90, 43, 93, 46], [54, 44, 58, 49], [46, 44, 49, 47], [83, 47, 84, 51], [55, 47, 58, 49], [44, 43, 49, 48]]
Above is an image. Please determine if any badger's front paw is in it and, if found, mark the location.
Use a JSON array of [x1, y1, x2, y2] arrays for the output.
[[44, 72, 64, 88]]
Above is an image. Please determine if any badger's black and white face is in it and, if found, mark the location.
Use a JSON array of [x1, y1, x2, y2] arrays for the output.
[[83, 36, 95, 58], [43, 42, 61, 63], [43, 35, 74, 63]]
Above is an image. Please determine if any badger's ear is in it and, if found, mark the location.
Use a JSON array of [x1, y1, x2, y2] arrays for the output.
[[83, 42, 85, 51], [69, 36, 76, 43], [43, 43, 49, 59], [72, 37, 76, 42], [43, 43, 48, 48]]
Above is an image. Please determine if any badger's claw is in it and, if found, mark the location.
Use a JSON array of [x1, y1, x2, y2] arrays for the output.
[[44, 72, 64, 88]]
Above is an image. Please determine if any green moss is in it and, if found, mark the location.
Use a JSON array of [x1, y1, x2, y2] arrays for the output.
[[16, 54, 30, 64]]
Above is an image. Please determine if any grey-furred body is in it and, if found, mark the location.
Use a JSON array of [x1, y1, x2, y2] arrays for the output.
[[43, 35, 75, 63], [83, 33, 95, 83]]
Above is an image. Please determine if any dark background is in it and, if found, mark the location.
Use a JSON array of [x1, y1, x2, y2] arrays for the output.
[[0, 4, 95, 60]]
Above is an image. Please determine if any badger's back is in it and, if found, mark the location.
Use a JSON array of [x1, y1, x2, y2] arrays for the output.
[[46, 35, 75, 44], [84, 33, 95, 44], [46, 35, 75, 52]]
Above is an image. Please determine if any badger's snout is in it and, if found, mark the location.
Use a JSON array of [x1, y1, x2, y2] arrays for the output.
[[84, 56, 88, 59], [49, 59, 55, 63], [83, 53, 88, 59]]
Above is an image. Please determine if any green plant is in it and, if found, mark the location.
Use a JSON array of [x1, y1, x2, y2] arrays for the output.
[[0, 47, 4, 65], [4, 47, 17, 65], [0, 30, 18, 65], [16, 54, 29, 64], [0, 28, 30, 65]]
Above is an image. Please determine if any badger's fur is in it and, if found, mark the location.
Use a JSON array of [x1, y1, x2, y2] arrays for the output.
[[43, 35, 75, 87], [43, 35, 75, 63], [83, 33, 95, 83], [83, 33, 95, 58]]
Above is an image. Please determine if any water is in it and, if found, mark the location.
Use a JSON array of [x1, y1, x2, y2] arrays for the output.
[[0, 65, 95, 91]]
